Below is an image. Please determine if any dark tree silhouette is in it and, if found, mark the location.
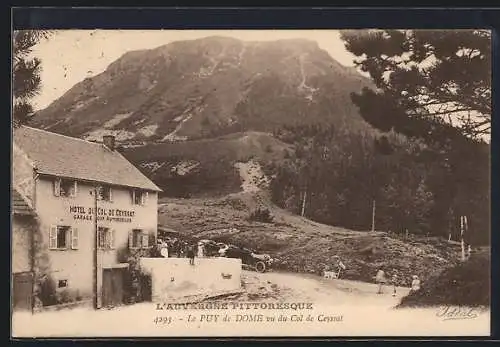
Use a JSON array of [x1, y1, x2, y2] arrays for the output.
[[341, 29, 491, 140], [13, 30, 51, 127]]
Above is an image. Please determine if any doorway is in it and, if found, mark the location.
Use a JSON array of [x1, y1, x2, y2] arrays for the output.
[[102, 268, 124, 308], [12, 272, 33, 311]]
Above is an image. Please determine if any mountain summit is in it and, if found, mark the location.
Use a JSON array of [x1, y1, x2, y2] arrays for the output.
[[31, 36, 374, 142]]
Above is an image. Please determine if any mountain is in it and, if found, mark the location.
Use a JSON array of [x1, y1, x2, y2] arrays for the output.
[[31, 36, 374, 142]]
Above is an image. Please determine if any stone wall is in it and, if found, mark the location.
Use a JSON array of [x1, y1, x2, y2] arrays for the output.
[[139, 257, 242, 301], [12, 215, 32, 274]]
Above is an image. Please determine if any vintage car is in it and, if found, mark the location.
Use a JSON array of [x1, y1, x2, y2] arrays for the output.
[[224, 246, 273, 273]]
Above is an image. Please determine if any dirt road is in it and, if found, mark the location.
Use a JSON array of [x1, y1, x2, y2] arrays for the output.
[[12, 270, 489, 337], [240, 270, 410, 307]]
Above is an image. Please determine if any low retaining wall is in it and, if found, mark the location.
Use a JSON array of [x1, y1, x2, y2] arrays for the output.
[[139, 257, 242, 302]]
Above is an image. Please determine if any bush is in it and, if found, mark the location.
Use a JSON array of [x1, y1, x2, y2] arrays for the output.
[[248, 208, 274, 223], [55, 289, 74, 304], [38, 275, 57, 306], [398, 251, 490, 308], [116, 236, 155, 304]]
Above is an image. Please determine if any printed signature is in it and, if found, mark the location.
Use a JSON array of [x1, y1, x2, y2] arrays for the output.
[[435, 305, 481, 321]]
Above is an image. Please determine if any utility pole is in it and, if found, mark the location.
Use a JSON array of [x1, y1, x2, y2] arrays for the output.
[[460, 215, 467, 261], [371, 200, 376, 232], [301, 188, 307, 217], [93, 185, 99, 309]]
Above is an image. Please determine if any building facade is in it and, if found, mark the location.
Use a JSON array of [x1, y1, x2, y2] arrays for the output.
[[12, 189, 37, 311], [12, 126, 162, 309]]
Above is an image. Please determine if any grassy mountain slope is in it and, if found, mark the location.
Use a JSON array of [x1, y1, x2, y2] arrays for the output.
[[31, 36, 374, 142], [157, 162, 462, 286]]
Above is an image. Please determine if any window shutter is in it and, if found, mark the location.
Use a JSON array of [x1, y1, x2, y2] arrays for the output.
[[128, 231, 134, 249], [109, 187, 113, 202], [71, 227, 79, 249], [53, 179, 61, 197], [98, 228, 106, 249], [143, 192, 149, 206], [49, 226, 57, 249], [110, 229, 116, 249], [71, 181, 78, 198], [131, 190, 135, 204], [142, 233, 149, 249]]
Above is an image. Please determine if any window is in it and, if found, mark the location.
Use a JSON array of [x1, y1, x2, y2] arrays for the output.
[[98, 227, 115, 250], [49, 226, 78, 250], [98, 185, 113, 202], [131, 190, 148, 206], [129, 229, 149, 249], [53, 178, 77, 197], [58, 280, 68, 288]]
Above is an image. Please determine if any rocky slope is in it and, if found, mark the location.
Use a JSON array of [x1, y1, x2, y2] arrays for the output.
[[31, 36, 374, 142], [157, 161, 462, 286]]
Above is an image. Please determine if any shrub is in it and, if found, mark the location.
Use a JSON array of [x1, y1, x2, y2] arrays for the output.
[[38, 274, 57, 306], [248, 208, 274, 223], [398, 251, 490, 308], [116, 235, 155, 304]]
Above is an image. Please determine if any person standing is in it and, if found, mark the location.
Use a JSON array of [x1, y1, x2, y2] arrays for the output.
[[197, 242, 204, 258], [375, 268, 386, 294], [410, 275, 421, 294], [337, 259, 346, 279], [391, 272, 398, 297], [187, 244, 195, 265], [160, 241, 169, 258]]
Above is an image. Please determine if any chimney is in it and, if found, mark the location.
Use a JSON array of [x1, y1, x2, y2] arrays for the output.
[[103, 135, 116, 151]]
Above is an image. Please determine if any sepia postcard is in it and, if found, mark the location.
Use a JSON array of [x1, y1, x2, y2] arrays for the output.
[[11, 28, 491, 338]]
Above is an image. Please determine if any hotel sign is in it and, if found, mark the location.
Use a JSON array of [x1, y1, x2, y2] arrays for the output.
[[69, 206, 135, 223]]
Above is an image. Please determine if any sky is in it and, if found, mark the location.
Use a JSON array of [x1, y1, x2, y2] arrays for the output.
[[31, 29, 358, 110]]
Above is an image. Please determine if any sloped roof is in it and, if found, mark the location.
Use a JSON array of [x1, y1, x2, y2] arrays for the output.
[[14, 126, 161, 192], [12, 189, 35, 216]]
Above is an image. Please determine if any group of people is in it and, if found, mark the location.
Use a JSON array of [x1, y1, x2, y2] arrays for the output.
[[375, 268, 421, 296], [156, 239, 198, 265]]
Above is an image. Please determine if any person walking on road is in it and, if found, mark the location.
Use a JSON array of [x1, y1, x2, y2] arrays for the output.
[[375, 268, 386, 294]]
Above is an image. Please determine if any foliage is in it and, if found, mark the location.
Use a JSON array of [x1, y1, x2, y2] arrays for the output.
[[38, 274, 57, 306], [270, 122, 489, 244], [248, 208, 274, 224], [398, 251, 490, 308], [340, 29, 491, 139], [318, 29, 492, 244], [12, 30, 51, 126], [116, 235, 155, 304]]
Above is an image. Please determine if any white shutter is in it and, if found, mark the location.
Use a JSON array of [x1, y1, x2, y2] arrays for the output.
[[110, 229, 116, 249], [131, 190, 135, 204], [71, 181, 78, 198], [142, 233, 149, 249], [143, 192, 149, 206], [108, 187, 113, 202], [128, 231, 134, 249], [53, 179, 61, 197], [71, 227, 79, 249], [49, 226, 58, 249]]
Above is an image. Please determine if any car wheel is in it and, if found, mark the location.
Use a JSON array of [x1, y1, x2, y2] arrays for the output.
[[255, 261, 266, 273]]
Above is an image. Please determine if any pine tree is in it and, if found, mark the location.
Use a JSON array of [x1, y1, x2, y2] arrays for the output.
[[340, 29, 491, 141], [13, 30, 51, 127]]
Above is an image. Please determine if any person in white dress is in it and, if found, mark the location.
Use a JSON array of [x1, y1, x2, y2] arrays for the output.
[[410, 275, 421, 294], [375, 268, 386, 294], [160, 241, 169, 258], [197, 243, 204, 258]]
